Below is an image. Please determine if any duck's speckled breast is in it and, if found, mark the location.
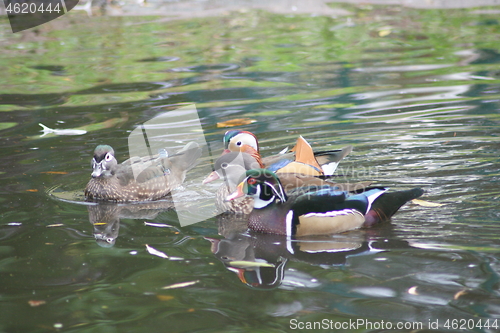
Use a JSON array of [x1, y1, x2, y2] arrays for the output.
[[248, 204, 288, 235]]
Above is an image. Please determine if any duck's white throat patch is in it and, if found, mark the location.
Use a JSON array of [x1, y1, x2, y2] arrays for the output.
[[252, 186, 275, 209]]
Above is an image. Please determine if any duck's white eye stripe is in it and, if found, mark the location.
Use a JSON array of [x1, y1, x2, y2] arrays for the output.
[[105, 153, 112, 161], [264, 181, 285, 201]]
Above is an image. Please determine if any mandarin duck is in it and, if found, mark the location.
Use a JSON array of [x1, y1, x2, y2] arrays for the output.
[[227, 169, 424, 237], [84, 142, 201, 202], [223, 130, 352, 176]]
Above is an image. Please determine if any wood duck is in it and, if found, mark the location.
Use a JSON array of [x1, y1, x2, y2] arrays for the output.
[[223, 130, 352, 176], [226, 169, 424, 237], [203, 152, 372, 215], [84, 142, 201, 202]]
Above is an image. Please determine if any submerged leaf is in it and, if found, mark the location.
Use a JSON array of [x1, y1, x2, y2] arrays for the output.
[[228, 260, 275, 268], [217, 118, 256, 128], [378, 29, 391, 37], [156, 295, 175, 301]]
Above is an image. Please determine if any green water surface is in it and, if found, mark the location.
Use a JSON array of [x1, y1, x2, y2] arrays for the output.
[[0, 3, 500, 332]]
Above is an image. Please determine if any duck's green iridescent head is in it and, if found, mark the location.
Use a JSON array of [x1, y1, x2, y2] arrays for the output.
[[226, 169, 286, 206]]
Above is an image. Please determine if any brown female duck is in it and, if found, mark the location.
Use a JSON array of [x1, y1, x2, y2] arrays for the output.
[[85, 142, 201, 202]]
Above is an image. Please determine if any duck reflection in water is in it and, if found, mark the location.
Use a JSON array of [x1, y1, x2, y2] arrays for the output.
[[207, 223, 375, 289], [208, 217, 414, 289], [87, 200, 175, 247]]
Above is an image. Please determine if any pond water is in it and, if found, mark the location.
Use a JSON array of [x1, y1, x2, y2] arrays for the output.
[[1, 3, 500, 332]]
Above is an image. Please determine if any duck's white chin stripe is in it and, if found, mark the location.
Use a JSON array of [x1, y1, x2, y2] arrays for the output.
[[252, 186, 275, 209], [253, 197, 274, 209]]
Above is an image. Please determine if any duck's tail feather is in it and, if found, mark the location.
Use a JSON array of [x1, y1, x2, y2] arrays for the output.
[[314, 145, 353, 175], [172, 142, 202, 171], [364, 188, 424, 226]]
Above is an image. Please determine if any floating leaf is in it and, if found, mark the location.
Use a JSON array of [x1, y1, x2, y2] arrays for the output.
[[156, 295, 175, 301], [46, 224, 64, 227], [407, 286, 419, 295], [217, 118, 256, 128], [93, 222, 107, 226], [144, 222, 173, 228], [378, 29, 391, 37], [168, 256, 185, 261], [27, 116, 128, 141], [28, 300, 46, 307], [7, 222, 22, 226], [411, 199, 445, 207], [146, 244, 169, 259], [26, 189, 38, 192], [228, 260, 275, 268], [39, 123, 87, 136], [454, 289, 468, 300], [162, 280, 199, 290]]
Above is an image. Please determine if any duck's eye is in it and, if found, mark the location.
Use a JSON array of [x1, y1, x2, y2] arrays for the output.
[[105, 153, 113, 162], [236, 141, 242, 146], [221, 163, 228, 169], [247, 178, 257, 185]]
